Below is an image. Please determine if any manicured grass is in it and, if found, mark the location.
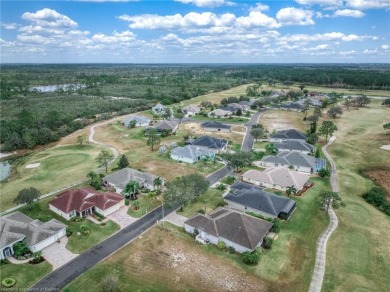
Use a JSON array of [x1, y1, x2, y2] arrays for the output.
[[177, 188, 225, 218], [322, 100, 390, 291], [0, 261, 52, 289], [0, 144, 104, 212], [253, 141, 269, 149], [127, 194, 162, 218], [240, 165, 266, 173], [19, 198, 120, 254]]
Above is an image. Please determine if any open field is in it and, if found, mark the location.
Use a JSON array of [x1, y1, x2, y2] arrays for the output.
[[0, 144, 104, 212], [261, 109, 306, 133], [263, 84, 390, 98], [182, 122, 245, 144], [322, 100, 390, 291], [0, 261, 52, 289], [65, 176, 329, 291], [20, 197, 120, 254], [94, 122, 223, 180]]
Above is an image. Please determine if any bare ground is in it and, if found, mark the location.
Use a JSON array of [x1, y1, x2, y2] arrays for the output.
[[261, 110, 306, 133]]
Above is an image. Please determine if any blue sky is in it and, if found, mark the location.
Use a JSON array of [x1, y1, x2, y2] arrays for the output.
[[1, 0, 389, 63]]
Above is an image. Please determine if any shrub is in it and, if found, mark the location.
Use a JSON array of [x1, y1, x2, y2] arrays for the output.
[[0, 259, 10, 266], [274, 191, 284, 196], [271, 220, 281, 233], [197, 209, 205, 214], [223, 176, 236, 185], [13, 242, 31, 258], [94, 211, 105, 219], [240, 250, 260, 265], [318, 168, 330, 177], [362, 187, 389, 216], [217, 240, 226, 250], [263, 237, 273, 249], [245, 211, 265, 220], [1, 278, 16, 288], [98, 217, 103, 222], [227, 246, 236, 254], [66, 227, 73, 237], [216, 184, 227, 191], [217, 200, 228, 207], [125, 199, 130, 206]]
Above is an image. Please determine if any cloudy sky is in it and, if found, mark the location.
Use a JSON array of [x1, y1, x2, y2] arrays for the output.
[[1, 0, 389, 63]]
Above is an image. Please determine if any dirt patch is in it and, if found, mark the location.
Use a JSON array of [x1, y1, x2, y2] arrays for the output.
[[363, 168, 390, 197], [183, 122, 244, 144], [261, 110, 306, 133], [109, 226, 275, 291]]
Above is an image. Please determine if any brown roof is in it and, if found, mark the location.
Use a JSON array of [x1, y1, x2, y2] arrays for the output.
[[49, 188, 124, 213]]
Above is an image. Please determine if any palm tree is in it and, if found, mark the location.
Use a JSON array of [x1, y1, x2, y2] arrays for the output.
[[153, 177, 163, 190], [286, 185, 298, 197], [133, 200, 140, 210], [123, 180, 140, 200]]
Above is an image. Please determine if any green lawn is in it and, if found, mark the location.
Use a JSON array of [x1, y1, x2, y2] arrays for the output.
[[19, 198, 120, 254], [0, 144, 105, 212], [127, 194, 162, 218], [322, 100, 390, 292], [0, 261, 52, 289], [253, 141, 269, 149], [177, 188, 225, 218]]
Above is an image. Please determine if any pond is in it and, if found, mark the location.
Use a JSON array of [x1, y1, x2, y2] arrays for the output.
[[0, 161, 11, 181], [29, 83, 86, 92]]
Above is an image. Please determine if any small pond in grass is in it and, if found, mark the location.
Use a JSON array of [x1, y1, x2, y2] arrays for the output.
[[0, 161, 11, 181]]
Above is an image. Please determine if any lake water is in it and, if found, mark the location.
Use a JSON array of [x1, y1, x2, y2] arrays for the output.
[[0, 161, 11, 181], [29, 83, 86, 92]]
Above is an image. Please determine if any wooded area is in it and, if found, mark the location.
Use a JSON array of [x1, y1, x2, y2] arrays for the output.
[[1, 64, 389, 151]]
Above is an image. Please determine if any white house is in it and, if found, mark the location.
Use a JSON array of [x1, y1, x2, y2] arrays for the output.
[[151, 103, 166, 115], [0, 211, 67, 259], [170, 145, 215, 164], [182, 104, 200, 117], [184, 207, 273, 253], [103, 167, 164, 194], [274, 140, 314, 155], [49, 188, 125, 220], [207, 109, 232, 118], [123, 116, 151, 127]]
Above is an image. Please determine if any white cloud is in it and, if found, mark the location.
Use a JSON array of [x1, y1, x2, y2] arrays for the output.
[[381, 45, 389, 49], [250, 2, 270, 12], [363, 49, 378, 54], [236, 11, 279, 28], [334, 9, 365, 17], [280, 32, 373, 43], [22, 8, 78, 28], [91, 30, 136, 43], [295, 0, 343, 6], [346, 0, 390, 10], [1, 22, 18, 29], [174, 0, 234, 8], [276, 7, 315, 26], [339, 50, 357, 55]]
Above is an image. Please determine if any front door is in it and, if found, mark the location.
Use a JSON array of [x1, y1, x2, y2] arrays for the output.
[[3, 247, 12, 258]]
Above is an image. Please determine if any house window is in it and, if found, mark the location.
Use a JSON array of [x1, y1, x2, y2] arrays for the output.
[[245, 206, 247, 210]]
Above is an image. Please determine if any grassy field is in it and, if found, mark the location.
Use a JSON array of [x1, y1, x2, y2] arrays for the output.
[[94, 122, 223, 181], [64, 176, 329, 291], [127, 194, 162, 218], [20, 198, 120, 254], [322, 100, 390, 291], [0, 261, 52, 289], [261, 109, 306, 133], [0, 144, 104, 212]]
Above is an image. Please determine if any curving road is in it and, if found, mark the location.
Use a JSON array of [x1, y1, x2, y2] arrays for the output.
[[241, 110, 267, 152], [308, 136, 339, 292]]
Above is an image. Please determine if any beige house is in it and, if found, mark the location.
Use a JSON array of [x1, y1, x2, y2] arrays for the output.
[[207, 109, 232, 118], [241, 168, 310, 191]]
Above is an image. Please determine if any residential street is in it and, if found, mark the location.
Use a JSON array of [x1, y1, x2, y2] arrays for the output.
[[241, 110, 266, 152]]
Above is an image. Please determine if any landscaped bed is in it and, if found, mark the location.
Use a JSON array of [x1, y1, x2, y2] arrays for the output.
[[127, 194, 162, 218]]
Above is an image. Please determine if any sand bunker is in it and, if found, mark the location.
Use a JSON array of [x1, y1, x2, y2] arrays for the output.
[[380, 145, 390, 151], [26, 163, 40, 169]]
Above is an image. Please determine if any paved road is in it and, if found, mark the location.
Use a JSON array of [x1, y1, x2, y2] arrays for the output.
[[308, 136, 339, 292], [241, 110, 266, 152], [206, 165, 233, 186]]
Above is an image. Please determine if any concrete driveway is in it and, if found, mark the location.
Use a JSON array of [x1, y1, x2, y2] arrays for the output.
[[162, 211, 188, 227], [42, 236, 78, 270], [107, 206, 138, 229]]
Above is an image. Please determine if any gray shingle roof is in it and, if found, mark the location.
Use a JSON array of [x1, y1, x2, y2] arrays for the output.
[[184, 207, 273, 250], [171, 145, 214, 161], [261, 151, 316, 168], [153, 120, 178, 131], [123, 115, 150, 126], [0, 211, 67, 249], [103, 167, 162, 190], [274, 140, 314, 153], [188, 136, 227, 150], [280, 103, 305, 110], [201, 121, 231, 130], [225, 181, 296, 217], [270, 129, 307, 140]]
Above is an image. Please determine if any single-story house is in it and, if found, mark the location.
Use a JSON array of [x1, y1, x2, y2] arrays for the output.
[[241, 168, 310, 191], [269, 129, 307, 142], [280, 102, 305, 112], [147, 120, 178, 134], [201, 121, 231, 132], [49, 188, 124, 220], [207, 109, 232, 118], [152, 103, 166, 115], [238, 100, 252, 107], [182, 104, 200, 117], [256, 151, 325, 173], [171, 145, 215, 164], [103, 167, 164, 193], [0, 211, 67, 259], [225, 181, 296, 220], [186, 135, 228, 153], [296, 97, 323, 107], [184, 207, 273, 253], [229, 102, 250, 112], [274, 140, 314, 155], [123, 115, 151, 127]]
